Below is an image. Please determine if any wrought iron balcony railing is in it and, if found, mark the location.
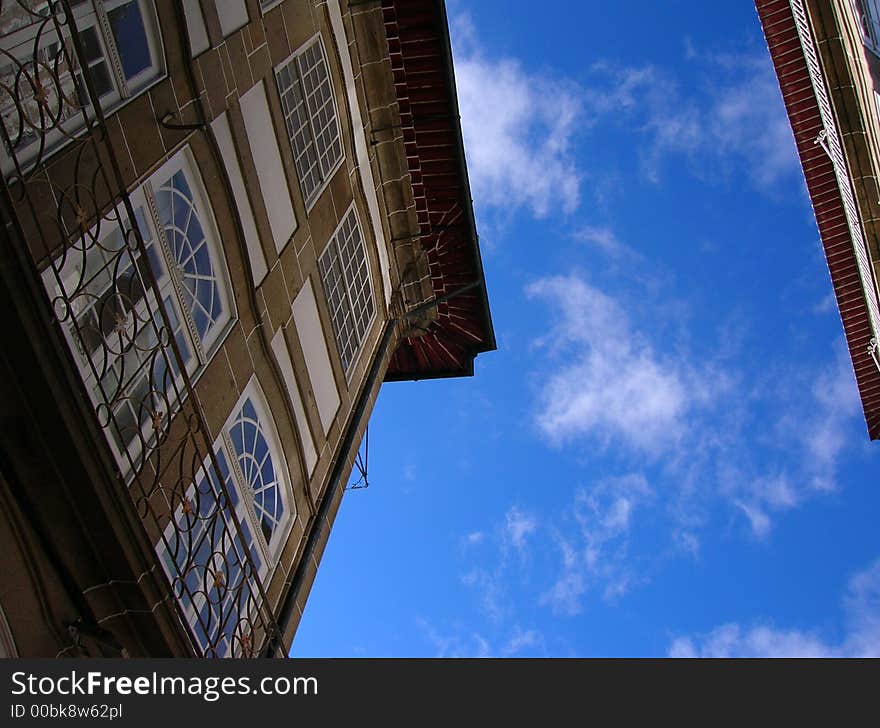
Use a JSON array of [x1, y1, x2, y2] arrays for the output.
[[1, 0, 278, 657]]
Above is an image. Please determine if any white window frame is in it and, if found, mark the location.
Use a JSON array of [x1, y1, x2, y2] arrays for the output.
[[855, 0, 880, 53], [274, 34, 344, 209], [148, 149, 234, 359], [259, 0, 284, 14], [1, 0, 165, 174], [44, 146, 234, 472], [221, 377, 295, 565], [317, 203, 376, 377], [156, 378, 295, 657]]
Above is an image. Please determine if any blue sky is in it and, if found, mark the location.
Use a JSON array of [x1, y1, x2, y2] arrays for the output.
[[292, 0, 880, 657]]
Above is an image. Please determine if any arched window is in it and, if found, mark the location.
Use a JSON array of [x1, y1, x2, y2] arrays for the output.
[[156, 379, 294, 657], [45, 146, 232, 468], [155, 169, 225, 342], [229, 397, 285, 546]]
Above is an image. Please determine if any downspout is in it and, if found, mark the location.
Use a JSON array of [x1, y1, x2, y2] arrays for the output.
[[263, 318, 396, 657], [264, 279, 481, 657]]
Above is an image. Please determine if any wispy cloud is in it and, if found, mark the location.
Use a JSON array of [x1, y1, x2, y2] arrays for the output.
[[527, 271, 862, 546], [416, 618, 544, 657], [461, 506, 537, 621], [501, 628, 544, 656], [451, 14, 582, 219], [540, 537, 587, 617], [574, 226, 620, 254], [504, 506, 537, 556], [450, 17, 797, 239], [416, 618, 492, 658], [526, 274, 705, 456], [461, 567, 507, 622], [585, 51, 799, 190], [799, 347, 863, 491], [443, 15, 864, 641], [668, 557, 880, 657], [573, 225, 638, 259], [542, 474, 652, 615], [728, 345, 863, 537]]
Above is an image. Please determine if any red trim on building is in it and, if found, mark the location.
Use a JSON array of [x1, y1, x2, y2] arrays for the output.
[[381, 0, 495, 381], [756, 0, 880, 439]]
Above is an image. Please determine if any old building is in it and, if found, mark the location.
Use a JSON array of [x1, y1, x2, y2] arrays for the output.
[[756, 0, 880, 439], [0, 0, 494, 657]]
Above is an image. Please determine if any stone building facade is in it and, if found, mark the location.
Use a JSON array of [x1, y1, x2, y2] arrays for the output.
[[0, 0, 494, 657]]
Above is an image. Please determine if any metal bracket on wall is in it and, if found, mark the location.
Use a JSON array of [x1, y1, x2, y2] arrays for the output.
[[159, 112, 205, 132], [814, 128, 831, 158], [346, 426, 370, 490]]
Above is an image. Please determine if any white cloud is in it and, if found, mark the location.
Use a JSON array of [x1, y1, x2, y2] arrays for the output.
[[461, 507, 537, 621], [501, 628, 544, 656], [461, 567, 507, 622], [540, 537, 587, 617], [668, 558, 880, 657], [668, 623, 830, 658], [734, 500, 773, 540], [528, 272, 863, 545], [504, 506, 537, 555], [673, 529, 701, 558], [574, 226, 625, 255], [732, 474, 799, 539], [416, 618, 543, 658], [526, 275, 697, 455], [542, 474, 652, 615], [586, 52, 799, 189], [813, 292, 837, 315], [416, 618, 492, 658], [708, 57, 799, 188], [451, 14, 582, 218], [844, 558, 880, 655], [801, 347, 862, 490]]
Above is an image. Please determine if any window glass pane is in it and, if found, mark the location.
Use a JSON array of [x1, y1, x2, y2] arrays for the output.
[[77, 26, 114, 98], [318, 208, 374, 373], [230, 397, 284, 545], [80, 26, 104, 64], [108, 1, 152, 81], [864, 1, 880, 46], [156, 445, 261, 657], [1, 1, 162, 172], [87, 62, 113, 98], [276, 37, 342, 204], [154, 169, 224, 345], [0, 28, 86, 157]]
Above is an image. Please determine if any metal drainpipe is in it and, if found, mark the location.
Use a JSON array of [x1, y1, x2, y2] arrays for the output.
[[264, 279, 482, 656], [148, 4, 317, 655], [263, 317, 396, 657]]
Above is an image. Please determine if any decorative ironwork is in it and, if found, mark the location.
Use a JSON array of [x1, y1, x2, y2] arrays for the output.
[[1, 0, 278, 657]]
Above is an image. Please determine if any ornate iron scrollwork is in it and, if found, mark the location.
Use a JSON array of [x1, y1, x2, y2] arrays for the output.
[[1, 0, 278, 657]]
